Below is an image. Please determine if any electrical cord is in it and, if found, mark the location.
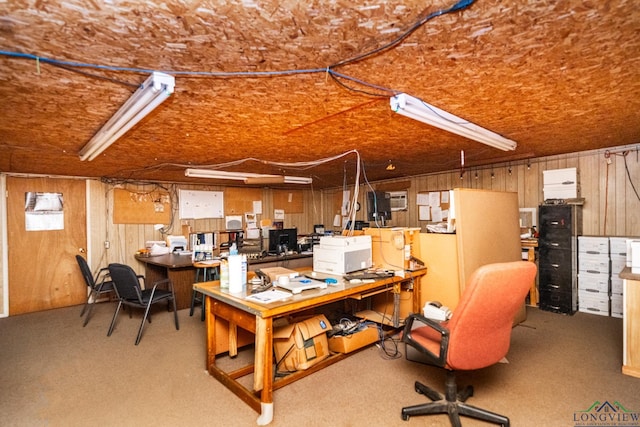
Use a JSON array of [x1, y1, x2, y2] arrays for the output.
[[0, 0, 475, 98]]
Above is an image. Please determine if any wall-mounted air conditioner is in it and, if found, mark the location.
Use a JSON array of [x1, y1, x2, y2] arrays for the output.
[[388, 191, 408, 211]]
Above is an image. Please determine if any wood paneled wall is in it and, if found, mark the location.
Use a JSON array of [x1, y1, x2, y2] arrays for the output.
[[1, 144, 638, 317], [320, 144, 640, 237]]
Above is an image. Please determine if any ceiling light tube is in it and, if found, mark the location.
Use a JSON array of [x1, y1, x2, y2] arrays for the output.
[[390, 93, 517, 151], [79, 72, 175, 161], [283, 176, 313, 184], [184, 168, 312, 184]]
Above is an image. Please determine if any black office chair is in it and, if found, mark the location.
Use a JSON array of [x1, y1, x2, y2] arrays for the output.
[[76, 255, 114, 327], [107, 263, 179, 345]]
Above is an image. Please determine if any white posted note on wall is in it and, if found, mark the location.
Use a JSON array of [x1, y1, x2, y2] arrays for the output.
[[179, 189, 224, 219]]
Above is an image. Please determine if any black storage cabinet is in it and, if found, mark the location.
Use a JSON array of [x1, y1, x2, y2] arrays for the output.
[[538, 204, 582, 314]]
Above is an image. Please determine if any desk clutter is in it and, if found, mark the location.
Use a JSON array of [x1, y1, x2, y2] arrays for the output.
[[273, 314, 381, 375]]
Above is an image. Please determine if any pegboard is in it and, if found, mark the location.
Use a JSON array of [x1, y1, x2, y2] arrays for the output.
[[113, 188, 171, 224]]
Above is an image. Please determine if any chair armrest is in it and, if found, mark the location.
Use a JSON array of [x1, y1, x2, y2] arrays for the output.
[[402, 313, 450, 367], [150, 278, 174, 293]]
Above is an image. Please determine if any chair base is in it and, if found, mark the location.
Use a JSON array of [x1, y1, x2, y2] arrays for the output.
[[401, 371, 509, 427]]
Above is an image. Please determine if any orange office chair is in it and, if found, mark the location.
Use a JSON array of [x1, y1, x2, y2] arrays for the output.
[[401, 261, 537, 427]]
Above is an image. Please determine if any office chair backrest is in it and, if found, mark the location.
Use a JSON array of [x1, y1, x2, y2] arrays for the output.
[[76, 255, 95, 288], [108, 263, 144, 303], [445, 261, 537, 371]]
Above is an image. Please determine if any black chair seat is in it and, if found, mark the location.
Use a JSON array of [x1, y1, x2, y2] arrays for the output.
[[107, 263, 179, 345], [135, 289, 173, 305]]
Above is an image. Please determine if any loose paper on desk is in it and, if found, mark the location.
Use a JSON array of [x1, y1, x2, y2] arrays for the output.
[[245, 289, 292, 304]]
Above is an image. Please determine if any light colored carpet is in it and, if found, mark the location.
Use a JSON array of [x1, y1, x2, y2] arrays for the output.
[[0, 304, 637, 426]]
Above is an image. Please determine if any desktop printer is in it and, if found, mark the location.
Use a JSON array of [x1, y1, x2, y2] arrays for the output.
[[313, 235, 372, 275]]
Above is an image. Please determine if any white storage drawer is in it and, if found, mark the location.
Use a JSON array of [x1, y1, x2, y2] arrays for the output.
[[611, 277, 623, 295], [609, 237, 629, 257], [611, 256, 626, 277], [578, 236, 609, 255], [578, 254, 610, 275], [578, 272, 610, 293], [611, 294, 623, 318], [578, 289, 610, 316]]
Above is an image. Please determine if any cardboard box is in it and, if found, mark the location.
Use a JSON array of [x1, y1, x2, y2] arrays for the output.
[[273, 314, 331, 373], [328, 325, 379, 354]]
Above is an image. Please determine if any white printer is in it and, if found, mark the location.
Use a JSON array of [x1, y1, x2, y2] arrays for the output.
[[313, 235, 372, 275]]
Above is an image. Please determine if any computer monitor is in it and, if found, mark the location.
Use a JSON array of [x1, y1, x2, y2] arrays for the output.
[[345, 220, 370, 230], [367, 191, 392, 225], [268, 228, 298, 254]]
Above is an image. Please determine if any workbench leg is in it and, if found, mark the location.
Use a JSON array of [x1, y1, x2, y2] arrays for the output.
[[205, 297, 217, 371], [254, 316, 274, 425]]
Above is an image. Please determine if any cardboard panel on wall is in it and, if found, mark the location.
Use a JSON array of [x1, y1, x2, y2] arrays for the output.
[[225, 187, 262, 215], [113, 188, 171, 224], [273, 189, 303, 213], [417, 190, 450, 222]]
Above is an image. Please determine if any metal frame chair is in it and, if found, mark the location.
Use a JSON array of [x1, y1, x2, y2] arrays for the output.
[[76, 255, 114, 327], [107, 263, 179, 345]]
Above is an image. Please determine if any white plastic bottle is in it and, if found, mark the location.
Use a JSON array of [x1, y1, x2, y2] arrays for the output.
[[228, 244, 243, 293], [220, 259, 229, 289], [241, 254, 248, 287]]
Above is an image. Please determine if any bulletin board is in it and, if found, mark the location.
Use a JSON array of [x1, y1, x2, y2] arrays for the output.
[[273, 189, 303, 213], [113, 188, 171, 224], [178, 189, 224, 219], [224, 187, 263, 215], [417, 190, 451, 222]]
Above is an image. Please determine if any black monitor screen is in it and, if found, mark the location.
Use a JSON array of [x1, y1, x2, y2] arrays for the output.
[[367, 191, 392, 223], [268, 228, 298, 254]]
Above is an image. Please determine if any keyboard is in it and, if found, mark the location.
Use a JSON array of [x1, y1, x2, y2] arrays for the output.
[[343, 270, 394, 281]]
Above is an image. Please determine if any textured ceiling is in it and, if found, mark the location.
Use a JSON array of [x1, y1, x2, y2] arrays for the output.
[[0, 0, 639, 188]]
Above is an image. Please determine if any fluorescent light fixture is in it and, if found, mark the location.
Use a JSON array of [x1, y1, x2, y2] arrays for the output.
[[79, 72, 175, 161], [184, 168, 312, 184], [390, 93, 517, 151]]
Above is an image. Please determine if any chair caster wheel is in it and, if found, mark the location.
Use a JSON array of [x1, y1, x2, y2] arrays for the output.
[[402, 411, 410, 421]]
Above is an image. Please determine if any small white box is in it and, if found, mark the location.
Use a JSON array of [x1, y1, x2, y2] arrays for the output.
[[543, 185, 578, 200], [611, 294, 623, 318], [578, 273, 610, 293], [578, 254, 610, 275], [578, 290, 610, 316], [632, 241, 640, 273], [543, 168, 579, 200], [578, 236, 609, 255], [543, 168, 578, 185]]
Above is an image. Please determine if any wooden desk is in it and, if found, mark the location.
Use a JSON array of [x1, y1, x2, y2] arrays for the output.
[[135, 253, 196, 310], [619, 267, 640, 378], [195, 269, 426, 425], [134, 253, 313, 311], [248, 253, 313, 270]]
